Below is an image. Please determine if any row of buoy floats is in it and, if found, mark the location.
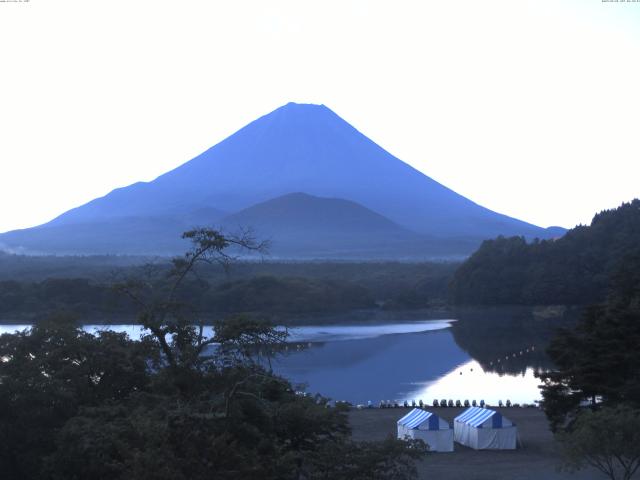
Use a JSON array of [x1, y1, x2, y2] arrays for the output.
[[284, 344, 538, 363], [488, 345, 536, 367], [380, 399, 493, 409], [341, 399, 538, 409]]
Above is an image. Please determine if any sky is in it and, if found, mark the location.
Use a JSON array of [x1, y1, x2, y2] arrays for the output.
[[1, 0, 639, 233]]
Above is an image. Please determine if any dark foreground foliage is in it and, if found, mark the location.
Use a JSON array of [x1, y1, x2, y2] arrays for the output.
[[558, 406, 640, 480], [0, 229, 426, 479], [450, 199, 640, 306], [0, 315, 153, 479], [538, 246, 640, 479], [538, 252, 640, 431]]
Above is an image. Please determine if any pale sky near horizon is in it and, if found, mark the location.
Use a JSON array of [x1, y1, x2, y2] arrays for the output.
[[1, 0, 639, 233]]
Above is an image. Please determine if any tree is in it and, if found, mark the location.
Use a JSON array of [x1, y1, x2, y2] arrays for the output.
[[114, 228, 269, 373], [303, 437, 427, 480], [559, 406, 640, 480], [0, 314, 151, 480], [538, 253, 640, 431]]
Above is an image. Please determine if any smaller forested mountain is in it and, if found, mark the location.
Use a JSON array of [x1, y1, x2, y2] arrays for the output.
[[449, 199, 640, 305], [219, 193, 477, 259]]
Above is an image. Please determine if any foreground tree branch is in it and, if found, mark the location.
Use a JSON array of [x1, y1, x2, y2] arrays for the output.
[[114, 227, 268, 371]]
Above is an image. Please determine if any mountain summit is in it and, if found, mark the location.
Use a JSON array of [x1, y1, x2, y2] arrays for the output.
[[0, 103, 562, 257]]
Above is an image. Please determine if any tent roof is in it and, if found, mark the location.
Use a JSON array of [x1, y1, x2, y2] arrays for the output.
[[455, 407, 509, 428], [397, 408, 440, 429]]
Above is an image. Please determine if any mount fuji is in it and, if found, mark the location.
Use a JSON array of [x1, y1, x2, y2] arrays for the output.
[[0, 102, 563, 258]]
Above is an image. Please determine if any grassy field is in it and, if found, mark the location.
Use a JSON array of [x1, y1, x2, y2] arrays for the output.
[[349, 407, 602, 480]]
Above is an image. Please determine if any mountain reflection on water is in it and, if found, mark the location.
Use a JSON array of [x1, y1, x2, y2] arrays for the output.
[[271, 307, 578, 405]]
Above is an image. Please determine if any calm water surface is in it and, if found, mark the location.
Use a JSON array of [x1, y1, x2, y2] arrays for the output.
[[276, 320, 544, 405], [0, 315, 551, 406]]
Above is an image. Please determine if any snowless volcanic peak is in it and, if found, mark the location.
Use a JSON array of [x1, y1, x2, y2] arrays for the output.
[[0, 103, 562, 256]]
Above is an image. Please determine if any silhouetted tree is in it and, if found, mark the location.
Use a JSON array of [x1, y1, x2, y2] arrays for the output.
[[0, 314, 152, 479], [538, 253, 640, 431], [558, 406, 640, 480]]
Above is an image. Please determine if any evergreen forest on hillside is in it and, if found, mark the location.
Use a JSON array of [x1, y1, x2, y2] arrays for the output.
[[449, 200, 640, 306]]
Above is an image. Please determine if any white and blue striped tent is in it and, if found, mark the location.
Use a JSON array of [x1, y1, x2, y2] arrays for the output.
[[397, 408, 453, 452], [454, 407, 517, 450]]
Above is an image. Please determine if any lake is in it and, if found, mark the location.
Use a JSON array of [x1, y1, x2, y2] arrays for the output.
[[275, 319, 546, 406], [0, 308, 563, 406]]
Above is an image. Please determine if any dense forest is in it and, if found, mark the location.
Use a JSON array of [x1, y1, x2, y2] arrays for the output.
[[539, 248, 640, 428], [0, 259, 457, 322], [449, 200, 640, 306]]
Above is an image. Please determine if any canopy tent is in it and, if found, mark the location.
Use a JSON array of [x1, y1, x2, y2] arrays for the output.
[[454, 407, 517, 450], [397, 408, 454, 452]]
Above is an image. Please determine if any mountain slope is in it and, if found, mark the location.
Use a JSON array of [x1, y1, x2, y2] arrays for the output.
[[0, 102, 563, 257], [0, 208, 225, 255], [220, 192, 464, 258], [222, 192, 410, 236]]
